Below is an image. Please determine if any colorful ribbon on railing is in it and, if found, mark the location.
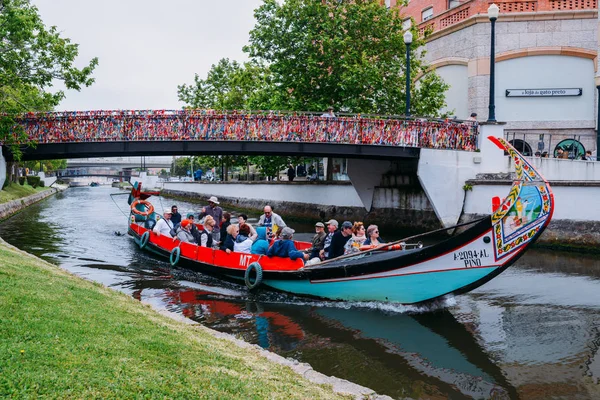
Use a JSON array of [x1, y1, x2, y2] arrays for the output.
[[14, 110, 478, 151]]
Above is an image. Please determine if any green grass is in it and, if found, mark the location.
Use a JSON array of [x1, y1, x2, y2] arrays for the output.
[[0, 241, 347, 399], [0, 183, 49, 205]]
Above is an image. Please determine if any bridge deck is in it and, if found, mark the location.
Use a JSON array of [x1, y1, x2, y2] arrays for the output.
[[5, 110, 478, 161]]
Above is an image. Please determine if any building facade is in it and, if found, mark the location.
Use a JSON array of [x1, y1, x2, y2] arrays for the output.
[[391, 0, 598, 157]]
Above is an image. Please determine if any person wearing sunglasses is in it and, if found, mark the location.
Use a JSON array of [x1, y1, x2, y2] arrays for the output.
[[257, 205, 287, 237], [364, 225, 385, 246]]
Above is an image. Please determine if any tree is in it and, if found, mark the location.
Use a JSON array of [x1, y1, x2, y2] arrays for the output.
[[177, 59, 279, 110], [23, 159, 66, 173], [244, 0, 448, 115], [1, 0, 98, 161], [171, 157, 191, 177]]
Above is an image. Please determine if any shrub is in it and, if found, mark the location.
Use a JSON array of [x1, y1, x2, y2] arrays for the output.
[[38, 180, 45, 187], [27, 176, 41, 188], [18, 177, 27, 185]]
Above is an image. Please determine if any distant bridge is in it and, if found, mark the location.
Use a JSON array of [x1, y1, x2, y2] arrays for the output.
[[66, 156, 172, 169], [3, 110, 478, 161], [49, 168, 140, 179]]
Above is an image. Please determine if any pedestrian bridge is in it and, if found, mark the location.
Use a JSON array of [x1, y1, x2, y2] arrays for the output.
[[3, 110, 478, 161]]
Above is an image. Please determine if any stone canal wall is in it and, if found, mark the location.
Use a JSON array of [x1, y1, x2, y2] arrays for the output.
[[0, 187, 62, 221]]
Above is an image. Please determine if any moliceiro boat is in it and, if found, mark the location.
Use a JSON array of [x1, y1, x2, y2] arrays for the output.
[[127, 137, 554, 304]]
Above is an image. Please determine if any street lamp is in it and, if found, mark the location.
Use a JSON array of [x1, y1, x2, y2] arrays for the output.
[[487, 3, 499, 123], [404, 30, 413, 117]]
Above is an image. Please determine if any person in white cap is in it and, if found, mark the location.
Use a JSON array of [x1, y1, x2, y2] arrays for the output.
[[199, 196, 223, 243], [153, 208, 174, 237], [319, 219, 338, 260]]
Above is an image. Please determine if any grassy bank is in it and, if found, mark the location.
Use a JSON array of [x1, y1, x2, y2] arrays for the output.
[[0, 241, 346, 399], [0, 183, 49, 205]]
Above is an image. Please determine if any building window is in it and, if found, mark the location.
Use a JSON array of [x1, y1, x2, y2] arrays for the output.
[[449, 0, 460, 9], [402, 18, 412, 30], [422, 7, 433, 22]]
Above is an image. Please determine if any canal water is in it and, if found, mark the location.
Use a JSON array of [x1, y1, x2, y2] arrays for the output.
[[2, 186, 600, 399]]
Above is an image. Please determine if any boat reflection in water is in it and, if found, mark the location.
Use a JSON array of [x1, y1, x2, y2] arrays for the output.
[[157, 286, 517, 399]]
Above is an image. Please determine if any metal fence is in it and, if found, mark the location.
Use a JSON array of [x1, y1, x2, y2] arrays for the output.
[[504, 131, 594, 160]]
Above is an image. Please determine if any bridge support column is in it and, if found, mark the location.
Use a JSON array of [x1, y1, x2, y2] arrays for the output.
[[347, 159, 392, 211], [417, 124, 507, 228], [0, 147, 6, 189]]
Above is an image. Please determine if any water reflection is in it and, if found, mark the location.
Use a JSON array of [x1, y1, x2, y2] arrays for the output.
[[1, 186, 600, 399]]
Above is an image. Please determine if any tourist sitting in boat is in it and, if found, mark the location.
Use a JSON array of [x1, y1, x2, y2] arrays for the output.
[[237, 214, 257, 240], [344, 222, 367, 255], [327, 221, 353, 259], [304, 222, 327, 259], [153, 208, 174, 237], [219, 212, 232, 246], [251, 227, 270, 255], [267, 227, 309, 261], [234, 224, 253, 253], [176, 220, 196, 244], [319, 219, 338, 260], [257, 205, 287, 236], [171, 205, 182, 226], [197, 215, 216, 248], [144, 214, 157, 230], [220, 224, 238, 254], [363, 225, 385, 246]]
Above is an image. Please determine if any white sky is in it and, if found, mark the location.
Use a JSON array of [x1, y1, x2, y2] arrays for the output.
[[33, 0, 264, 111]]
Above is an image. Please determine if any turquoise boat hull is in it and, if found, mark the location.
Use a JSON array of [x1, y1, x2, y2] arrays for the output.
[[264, 266, 500, 304]]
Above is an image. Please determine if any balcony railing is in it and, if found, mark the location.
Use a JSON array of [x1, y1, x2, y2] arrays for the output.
[[415, 0, 597, 37]]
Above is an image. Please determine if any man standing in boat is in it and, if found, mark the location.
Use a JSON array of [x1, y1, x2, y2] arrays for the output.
[[257, 205, 287, 237], [153, 208, 174, 238], [199, 196, 223, 243]]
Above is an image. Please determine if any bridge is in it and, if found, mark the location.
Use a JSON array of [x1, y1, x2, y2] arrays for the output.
[[66, 156, 172, 169], [2, 110, 478, 161], [50, 168, 140, 179]]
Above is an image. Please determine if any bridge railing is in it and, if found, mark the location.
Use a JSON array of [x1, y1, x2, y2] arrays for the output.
[[47, 168, 141, 177], [13, 110, 479, 151]]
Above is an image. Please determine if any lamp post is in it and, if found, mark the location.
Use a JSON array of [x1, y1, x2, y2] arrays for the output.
[[487, 3, 499, 123], [404, 30, 413, 117]]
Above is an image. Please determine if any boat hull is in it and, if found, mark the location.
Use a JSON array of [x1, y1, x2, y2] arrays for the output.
[[263, 266, 502, 303]]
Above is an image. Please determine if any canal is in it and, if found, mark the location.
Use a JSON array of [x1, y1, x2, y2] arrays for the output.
[[1, 186, 599, 399]]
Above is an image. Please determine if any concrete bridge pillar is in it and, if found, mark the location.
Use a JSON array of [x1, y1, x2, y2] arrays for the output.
[[417, 124, 507, 228], [347, 159, 393, 211], [0, 147, 6, 189]]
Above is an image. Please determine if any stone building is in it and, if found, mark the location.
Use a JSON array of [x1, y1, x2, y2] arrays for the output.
[[388, 0, 598, 157]]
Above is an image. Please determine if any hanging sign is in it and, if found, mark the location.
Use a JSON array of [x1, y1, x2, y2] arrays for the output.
[[505, 88, 582, 97]]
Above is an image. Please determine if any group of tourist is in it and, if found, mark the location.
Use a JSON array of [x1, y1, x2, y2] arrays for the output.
[[150, 196, 385, 265]]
